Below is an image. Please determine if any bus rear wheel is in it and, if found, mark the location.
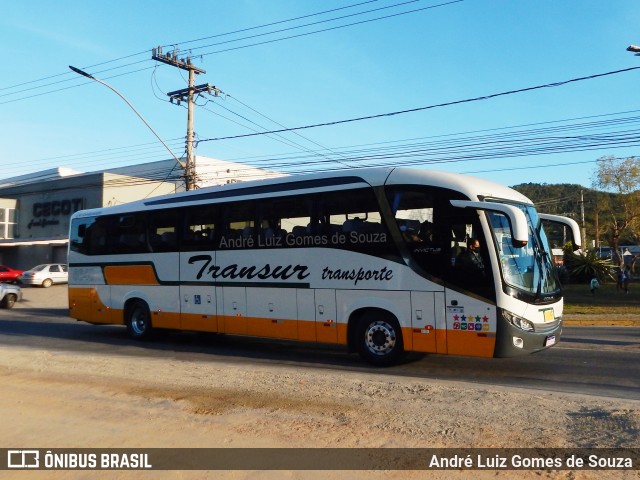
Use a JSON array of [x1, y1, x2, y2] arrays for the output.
[[126, 300, 152, 340], [356, 312, 404, 367]]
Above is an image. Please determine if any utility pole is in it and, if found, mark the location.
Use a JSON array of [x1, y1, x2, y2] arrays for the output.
[[152, 47, 218, 190], [594, 196, 600, 248], [580, 190, 587, 248]]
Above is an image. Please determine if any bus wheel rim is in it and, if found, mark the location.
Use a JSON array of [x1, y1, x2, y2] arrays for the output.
[[131, 310, 148, 334], [364, 320, 396, 356]]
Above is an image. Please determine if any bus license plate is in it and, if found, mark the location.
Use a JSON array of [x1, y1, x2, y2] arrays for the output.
[[545, 335, 556, 346], [543, 309, 555, 322]]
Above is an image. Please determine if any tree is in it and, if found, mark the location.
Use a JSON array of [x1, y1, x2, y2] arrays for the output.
[[562, 242, 614, 283], [591, 156, 640, 267]]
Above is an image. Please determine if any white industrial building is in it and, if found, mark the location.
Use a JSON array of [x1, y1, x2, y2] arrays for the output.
[[0, 156, 283, 269]]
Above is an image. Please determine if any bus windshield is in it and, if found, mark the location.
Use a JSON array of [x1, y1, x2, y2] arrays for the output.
[[488, 205, 559, 297]]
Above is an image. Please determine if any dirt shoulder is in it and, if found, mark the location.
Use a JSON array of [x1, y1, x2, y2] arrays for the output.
[[1, 342, 639, 480], [4, 286, 639, 479]]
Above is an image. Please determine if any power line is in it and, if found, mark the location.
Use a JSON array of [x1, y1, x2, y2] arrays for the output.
[[200, 93, 357, 167], [197, 0, 462, 58], [25, 107, 638, 169], [10, 107, 640, 179], [0, 0, 451, 104], [190, 0, 423, 53], [0, 66, 155, 106], [464, 156, 637, 177], [164, 0, 382, 48], [197, 66, 640, 144]]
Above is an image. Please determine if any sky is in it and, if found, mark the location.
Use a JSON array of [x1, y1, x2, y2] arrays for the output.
[[1, 0, 640, 189]]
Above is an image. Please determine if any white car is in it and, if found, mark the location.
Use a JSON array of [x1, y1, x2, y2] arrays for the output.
[[19, 263, 68, 288]]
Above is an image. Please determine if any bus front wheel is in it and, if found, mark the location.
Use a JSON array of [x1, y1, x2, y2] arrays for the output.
[[126, 300, 153, 340], [356, 312, 404, 367]]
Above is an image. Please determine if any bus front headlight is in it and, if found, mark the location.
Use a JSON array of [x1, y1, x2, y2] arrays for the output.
[[503, 310, 534, 332]]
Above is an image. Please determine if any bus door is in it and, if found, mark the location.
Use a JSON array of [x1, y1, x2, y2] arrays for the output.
[[444, 218, 497, 358], [444, 288, 496, 357]]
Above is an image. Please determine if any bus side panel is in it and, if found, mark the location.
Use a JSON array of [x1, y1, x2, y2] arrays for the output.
[[409, 291, 437, 353], [179, 284, 218, 332], [220, 286, 247, 335], [444, 289, 497, 358], [434, 292, 447, 354], [335, 290, 411, 348], [68, 266, 113, 324], [179, 251, 218, 332], [90, 285, 113, 324], [69, 287, 112, 323], [109, 285, 181, 329], [297, 289, 316, 342], [69, 286, 91, 321], [100, 255, 181, 330], [314, 289, 338, 344], [246, 287, 298, 340]]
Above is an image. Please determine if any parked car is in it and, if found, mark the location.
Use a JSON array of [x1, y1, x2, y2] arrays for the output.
[[0, 265, 23, 283], [18, 263, 68, 288], [0, 283, 22, 308]]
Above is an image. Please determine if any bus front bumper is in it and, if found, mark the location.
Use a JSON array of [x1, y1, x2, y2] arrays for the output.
[[494, 308, 563, 357]]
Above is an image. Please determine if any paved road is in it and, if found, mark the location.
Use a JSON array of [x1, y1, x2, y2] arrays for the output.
[[2, 285, 639, 401]]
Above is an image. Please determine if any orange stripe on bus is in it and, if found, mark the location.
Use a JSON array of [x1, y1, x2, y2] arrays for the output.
[[103, 265, 159, 285]]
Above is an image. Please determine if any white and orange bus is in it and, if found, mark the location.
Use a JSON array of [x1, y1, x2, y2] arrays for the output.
[[68, 167, 580, 365]]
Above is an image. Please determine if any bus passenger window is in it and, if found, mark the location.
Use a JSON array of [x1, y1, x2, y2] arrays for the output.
[[219, 200, 255, 248], [182, 205, 217, 251], [258, 196, 313, 248], [147, 209, 178, 252], [321, 189, 389, 254], [113, 214, 149, 254]]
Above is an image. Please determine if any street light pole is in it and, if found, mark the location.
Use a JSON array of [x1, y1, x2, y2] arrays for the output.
[[68, 66, 184, 179]]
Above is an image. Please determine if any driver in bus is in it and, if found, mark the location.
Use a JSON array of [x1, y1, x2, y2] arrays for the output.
[[456, 238, 486, 276]]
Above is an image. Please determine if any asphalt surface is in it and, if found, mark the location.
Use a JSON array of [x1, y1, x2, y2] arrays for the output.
[[3, 284, 640, 401], [13, 283, 639, 325]]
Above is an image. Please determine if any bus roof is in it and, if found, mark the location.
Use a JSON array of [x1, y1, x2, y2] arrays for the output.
[[385, 168, 532, 204], [71, 167, 533, 218]]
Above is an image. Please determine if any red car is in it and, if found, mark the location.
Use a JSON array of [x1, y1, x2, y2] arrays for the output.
[[0, 265, 23, 283]]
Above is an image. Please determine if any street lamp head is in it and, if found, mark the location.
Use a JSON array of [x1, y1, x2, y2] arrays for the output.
[[69, 65, 95, 79], [626, 45, 640, 54]]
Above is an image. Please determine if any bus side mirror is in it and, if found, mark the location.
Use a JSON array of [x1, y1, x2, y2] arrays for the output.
[[538, 214, 582, 251]]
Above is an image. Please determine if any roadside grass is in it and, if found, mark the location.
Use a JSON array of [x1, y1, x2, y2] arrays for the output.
[[562, 281, 640, 315]]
